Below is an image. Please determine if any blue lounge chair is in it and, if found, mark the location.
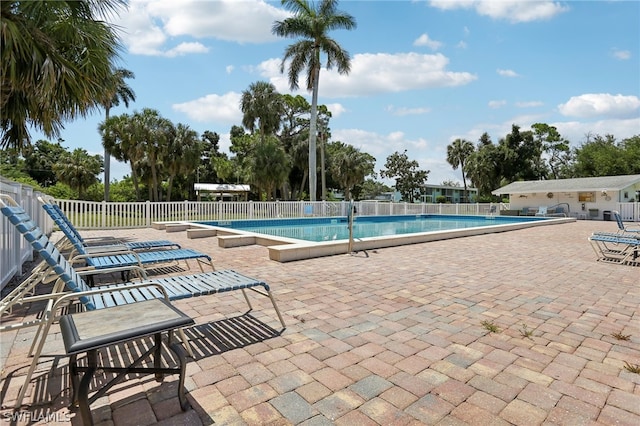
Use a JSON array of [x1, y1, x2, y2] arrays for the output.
[[588, 233, 639, 265], [0, 194, 285, 408], [40, 203, 215, 275], [613, 211, 640, 236], [40, 198, 181, 253]]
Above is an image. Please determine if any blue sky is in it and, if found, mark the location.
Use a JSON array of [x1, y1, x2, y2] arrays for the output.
[[36, 0, 640, 186]]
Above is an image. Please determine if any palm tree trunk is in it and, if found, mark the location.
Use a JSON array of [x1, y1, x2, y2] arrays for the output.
[[320, 131, 326, 201], [308, 64, 320, 201], [103, 106, 111, 202]]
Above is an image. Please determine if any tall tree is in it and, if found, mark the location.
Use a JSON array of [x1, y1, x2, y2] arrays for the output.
[[53, 148, 102, 199], [328, 142, 375, 200], [531, 123, 571, 180], [100, 113, 144, 200], [250, 135, 291, 200], [164, 123, 200, 201], [1, 0, 126, 150], [446, 138, 474, 202], [23, 139, 67, 187], [240, 81, 283, 140], [380, 150, 430, 203], [101, 68, 136, 201], [466, 133, 501, 198], [134, 108, 175, 201], [272, 0, 356, 201]]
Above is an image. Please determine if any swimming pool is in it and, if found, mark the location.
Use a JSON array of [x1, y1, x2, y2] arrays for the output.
[[199, 214, 549, 243]]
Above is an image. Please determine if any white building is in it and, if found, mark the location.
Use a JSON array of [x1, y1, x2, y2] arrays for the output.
[[492, 174, 640, 221]]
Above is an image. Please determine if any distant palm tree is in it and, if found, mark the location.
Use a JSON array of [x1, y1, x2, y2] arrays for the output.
[[1, 0, 126, 150], [240, 81, 283, 140], [250, 136, 291, 200], [272, 0, 356, 201], [164, 123, 200, 201], [446, 138, 475, 202], [329, 143, 375, 200], [53, 148, 103, 199], [101, 68, 136, 201]]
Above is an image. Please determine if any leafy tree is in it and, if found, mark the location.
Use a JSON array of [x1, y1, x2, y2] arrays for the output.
[[100, 68, 136, 201], [531, 123, 571, 179], [497, 125, 540, 182], [441, 180, 460, 187], [241, 81, 283, 140], [164, 123, 200, 201], [22, 139, 67, 187], [380, 150, 429, 203], [198, 130, 222, 184], [249, 135, 291, 200], [279, 94, 311, 200], [53, 148, 102, 199], [100, 113, 144, 200], [446, 138, 474, 202], [134, 108, 175, 201], [1, 0, 126, 150], [358, 179, 393, 200], [328, 142, 375, 200], [572, 134, 631, 177], [272, 0, 356, 201], [466, 133, 501, 198]]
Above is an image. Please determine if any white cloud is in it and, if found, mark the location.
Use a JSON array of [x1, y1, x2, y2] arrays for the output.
[[413, 34, 443, 50], [172, 92, 242, 123], [325, 103, 347, 118], [515, 101, 543, 108], [611, 49, 631, 60], [164, 42, 209, 57], [226, 65, 234, 74], [386, 105, 431, 116], [558, 93, 640, 119], [113, 0, 288, 56], [261, 53, 477, 98], [497, 68, 519, 77], [429, 0, 568, 23], [488, 100, 507, 109]]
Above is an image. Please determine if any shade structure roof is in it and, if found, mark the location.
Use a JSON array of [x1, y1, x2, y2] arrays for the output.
[[194, 183, 250, 192], [492, 175, 640, 195]]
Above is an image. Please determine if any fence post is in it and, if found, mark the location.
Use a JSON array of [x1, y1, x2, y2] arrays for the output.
[[145, 201, 151, 227]]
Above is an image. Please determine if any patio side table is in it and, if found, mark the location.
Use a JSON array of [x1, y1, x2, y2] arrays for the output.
[[59, 298, 195, 425]]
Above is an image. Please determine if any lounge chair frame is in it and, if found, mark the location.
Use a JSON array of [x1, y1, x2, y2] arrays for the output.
[[0, 195, 286, 409]]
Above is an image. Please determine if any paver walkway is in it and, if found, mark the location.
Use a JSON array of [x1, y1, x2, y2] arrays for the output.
[[1, 219, 639, 425]]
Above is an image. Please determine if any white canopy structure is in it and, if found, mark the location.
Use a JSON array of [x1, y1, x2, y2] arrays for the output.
[[194, 183, 251, 201]]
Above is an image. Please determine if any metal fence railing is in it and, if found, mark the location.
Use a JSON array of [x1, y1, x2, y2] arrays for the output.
[[2, 173, 639, 289], [1, 178, 54, 289]]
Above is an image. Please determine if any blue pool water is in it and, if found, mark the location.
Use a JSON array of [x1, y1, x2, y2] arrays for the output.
[[199, 214, 547, 243]]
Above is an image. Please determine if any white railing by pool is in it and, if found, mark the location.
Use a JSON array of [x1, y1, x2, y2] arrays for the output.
[[52, 200, 511, 229], [2, 175, 639, 290], [1, 178, 54, 289]]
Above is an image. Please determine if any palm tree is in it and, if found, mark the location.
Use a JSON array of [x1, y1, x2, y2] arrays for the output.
[[53, 148, 103, 199], [134, 109, 175, 201], [329, 143, 375, 200], [446, 138, 474, 202], [164, 123, 200, 201], [101, 68, 136, 201], [1, 0, 126, 150], [272, 0, 356, 201], [240, 81, 283, 140], [250, 136, 291, 200]]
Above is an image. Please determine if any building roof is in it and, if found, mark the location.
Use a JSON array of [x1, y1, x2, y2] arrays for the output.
[[194, 183, 250, 192], [492, 174, 640, 195]]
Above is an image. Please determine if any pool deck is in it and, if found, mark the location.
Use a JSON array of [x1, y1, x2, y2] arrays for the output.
[[1, 220, 639, 425]]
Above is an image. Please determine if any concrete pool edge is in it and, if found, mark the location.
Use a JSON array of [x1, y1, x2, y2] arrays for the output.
[[155, 216, 576, 262]]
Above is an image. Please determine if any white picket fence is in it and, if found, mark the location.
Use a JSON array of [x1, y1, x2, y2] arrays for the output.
[[0, 178, 54, 289], [2, 175, 639, 289]]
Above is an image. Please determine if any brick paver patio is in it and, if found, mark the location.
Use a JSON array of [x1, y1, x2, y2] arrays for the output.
[[1, 219, 639, 425]]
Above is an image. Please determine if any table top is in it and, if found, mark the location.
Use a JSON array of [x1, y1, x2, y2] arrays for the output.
[[60, 298, 194, 354]]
